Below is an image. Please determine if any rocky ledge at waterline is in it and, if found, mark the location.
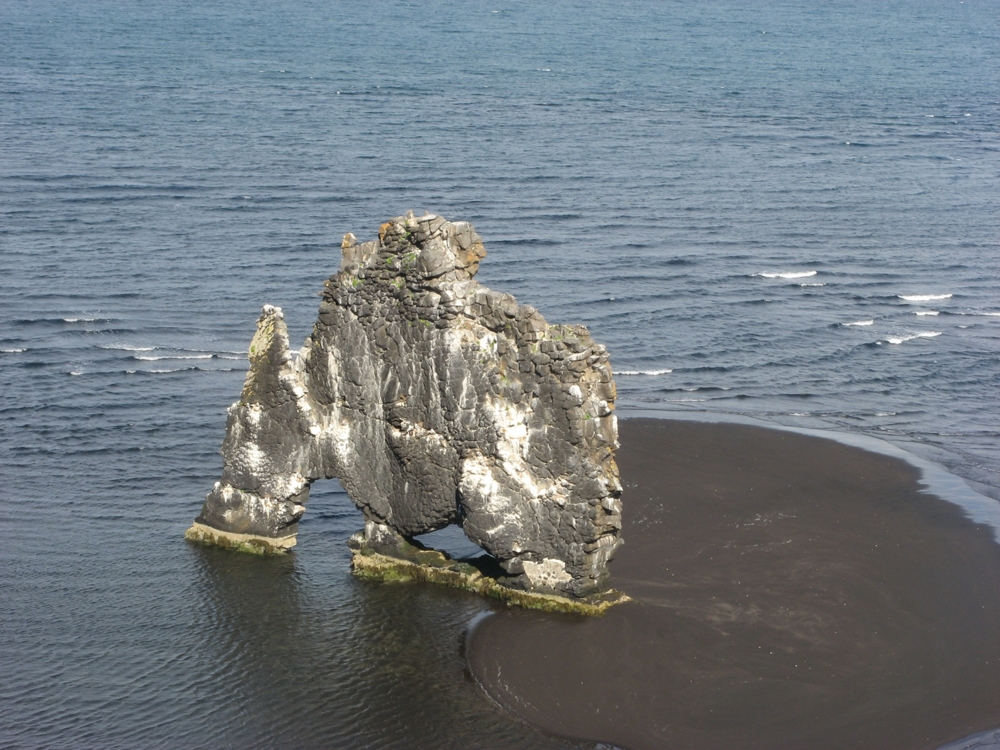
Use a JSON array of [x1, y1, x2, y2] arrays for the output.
[[186, 212, 626, 611]]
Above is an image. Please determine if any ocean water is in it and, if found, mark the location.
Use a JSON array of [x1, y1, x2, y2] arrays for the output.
[[2, 0, 999, 747]]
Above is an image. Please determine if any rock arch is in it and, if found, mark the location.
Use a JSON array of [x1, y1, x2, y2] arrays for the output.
[[187, 213, 623, 602]]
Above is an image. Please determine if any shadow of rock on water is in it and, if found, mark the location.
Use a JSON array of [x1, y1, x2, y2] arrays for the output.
[[188, 536, 592, 749], [467, 419, 1000, 750]]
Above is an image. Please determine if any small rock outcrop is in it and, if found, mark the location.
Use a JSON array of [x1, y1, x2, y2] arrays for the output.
[[187, 212, 623, 601]]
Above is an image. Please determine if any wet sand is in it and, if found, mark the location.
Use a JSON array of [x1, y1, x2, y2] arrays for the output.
[[467, 419, 1000, 750]]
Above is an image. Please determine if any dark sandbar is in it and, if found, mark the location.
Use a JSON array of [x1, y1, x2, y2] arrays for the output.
[[467, 419, 1000, 750]]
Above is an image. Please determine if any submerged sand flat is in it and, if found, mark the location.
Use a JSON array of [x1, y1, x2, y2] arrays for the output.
[[467, 419, 1000, 750]]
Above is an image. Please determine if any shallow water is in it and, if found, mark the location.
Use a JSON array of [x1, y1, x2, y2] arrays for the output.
[[2, 0, 999, 747]]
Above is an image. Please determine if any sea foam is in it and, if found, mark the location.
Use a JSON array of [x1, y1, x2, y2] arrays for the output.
[[756, 271, 817, 279], [886, 332, 942, 344], [899, 294, 952, 302], [617, 369, 673, 376], [133, 354, 213, 361]]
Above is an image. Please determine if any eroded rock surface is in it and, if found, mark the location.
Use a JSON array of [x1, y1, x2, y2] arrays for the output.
[[188, 212, 622, 598]]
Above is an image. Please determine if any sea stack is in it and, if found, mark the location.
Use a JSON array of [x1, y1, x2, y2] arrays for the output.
[[187, 212, 624, 607]]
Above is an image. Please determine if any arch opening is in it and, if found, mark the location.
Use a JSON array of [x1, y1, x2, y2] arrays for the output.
[[412, 524, 488, 561], [297, 478, 365, 547]]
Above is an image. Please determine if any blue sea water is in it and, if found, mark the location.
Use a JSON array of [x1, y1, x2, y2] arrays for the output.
[[2, 1, 999, 747]]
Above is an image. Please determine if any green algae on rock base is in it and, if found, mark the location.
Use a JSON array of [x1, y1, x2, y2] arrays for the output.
[[184, 521, 296, 556], [350, 546, 630, 616], [185, 518, 628, 615]]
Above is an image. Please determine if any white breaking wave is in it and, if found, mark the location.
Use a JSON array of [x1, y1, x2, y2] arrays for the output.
[[127, 368, 180, 374], [616, 369, 673, 376], [914, 311, 939, 316], [69, 371, 83, 376], [134, 354, 213, 361], [184, 348, 247, 360], [800, 282, 825, 287], [979, 312, 1000, 317], [756, 271, 817, 279], [127, 366, 237, 374], [1, 348, 26, 353], [886, 331, 942, 344], [898, 294, 952, 302], [63, 317, 112, 323], [843, 320, 874, 327]]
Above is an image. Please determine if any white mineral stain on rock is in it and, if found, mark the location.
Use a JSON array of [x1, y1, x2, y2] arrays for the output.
[[523, 558, 573, 587], [459, 452, 505, 515]]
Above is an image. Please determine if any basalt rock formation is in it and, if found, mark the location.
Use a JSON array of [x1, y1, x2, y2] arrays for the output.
[[187, 212, 623, 602]]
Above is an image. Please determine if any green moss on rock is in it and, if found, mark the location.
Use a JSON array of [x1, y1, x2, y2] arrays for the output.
[[184, 521, 295, 556], [350, 548, 630, 616]]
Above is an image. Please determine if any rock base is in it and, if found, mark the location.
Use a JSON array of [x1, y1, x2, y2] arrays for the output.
[[184, 521, 297, 555], [350, 546, 630, 616]]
